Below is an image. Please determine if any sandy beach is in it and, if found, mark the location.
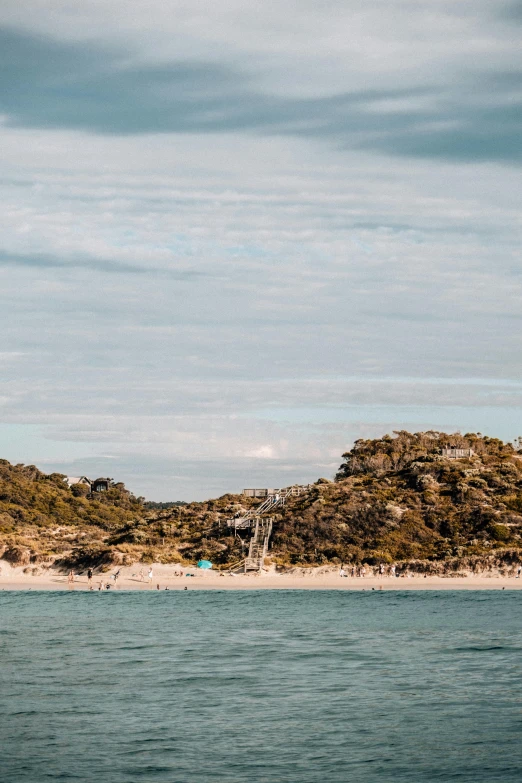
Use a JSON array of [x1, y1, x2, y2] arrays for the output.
[[1, 561, 521, 591]]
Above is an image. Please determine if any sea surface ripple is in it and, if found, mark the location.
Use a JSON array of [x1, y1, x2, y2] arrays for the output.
[[1, 590, 521, 782]]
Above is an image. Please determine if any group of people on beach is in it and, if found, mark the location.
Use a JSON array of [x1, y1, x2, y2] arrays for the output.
[[137, 567, 155, 583], [64, 561, 522, 587], [66, 565, 191, 590], [68, 567, 124, 590], [339, 564, 522, 579], [339, 564, 397, 578]]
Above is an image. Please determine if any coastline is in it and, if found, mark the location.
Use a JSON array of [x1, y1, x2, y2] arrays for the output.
[[1, 561, 521, 591]]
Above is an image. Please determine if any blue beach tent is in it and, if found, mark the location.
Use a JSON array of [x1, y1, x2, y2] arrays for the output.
[[197, 560, 213, 569]]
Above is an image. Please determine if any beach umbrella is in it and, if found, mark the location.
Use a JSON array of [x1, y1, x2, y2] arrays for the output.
[[197, 559, 213, 569]]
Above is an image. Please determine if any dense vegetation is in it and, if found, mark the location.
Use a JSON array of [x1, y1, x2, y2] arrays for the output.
[[0, 461, 144, 569], [2, 431, 522, 573], [273, 431, 522, 571]]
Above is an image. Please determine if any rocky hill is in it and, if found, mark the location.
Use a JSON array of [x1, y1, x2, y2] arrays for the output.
[[2, 431, 522, 574]]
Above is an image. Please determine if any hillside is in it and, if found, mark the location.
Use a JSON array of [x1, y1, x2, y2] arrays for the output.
[[272, 431, 522, 572], [2, 431, 522, 574], [0, 461, 144, 569]]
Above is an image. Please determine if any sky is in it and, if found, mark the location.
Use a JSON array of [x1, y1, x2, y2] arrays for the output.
[[1, 1, 521, 500]]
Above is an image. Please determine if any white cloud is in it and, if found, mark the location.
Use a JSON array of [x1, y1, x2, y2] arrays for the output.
[[0, 0, 518, 97], [0, 3, 520, 497]]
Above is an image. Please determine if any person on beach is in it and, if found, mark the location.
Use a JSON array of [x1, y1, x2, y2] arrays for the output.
[[351, 565, 356, 577], [361, 566, 366, 578], [113, 569, 121, 587], [87, 568, 93, 586], [391, 565, 396, 577], [339, 566, 346, 578], [517, 566, 521, 579], [68, 570, 75, 588], [148, 567, 153, 585]]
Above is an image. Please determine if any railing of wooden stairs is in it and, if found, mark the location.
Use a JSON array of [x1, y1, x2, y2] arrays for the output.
[[227, 485, 311, 573]]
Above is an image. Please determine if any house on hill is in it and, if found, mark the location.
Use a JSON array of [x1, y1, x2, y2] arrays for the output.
[[66, 476, 120, 494], [243, 488, 281, 498], [92, 477, 111, 492], [441, 448, 474, 459], [66, 476, 92, 488]]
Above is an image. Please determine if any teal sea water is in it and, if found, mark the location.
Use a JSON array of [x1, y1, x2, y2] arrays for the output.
[[1, 590, 521, 782]]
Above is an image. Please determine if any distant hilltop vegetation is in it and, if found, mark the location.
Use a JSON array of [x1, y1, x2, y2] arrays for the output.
[[1, 431, 522, 574]]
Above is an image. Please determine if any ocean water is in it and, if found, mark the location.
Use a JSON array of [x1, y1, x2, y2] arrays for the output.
[[1, 591, 521, 782]]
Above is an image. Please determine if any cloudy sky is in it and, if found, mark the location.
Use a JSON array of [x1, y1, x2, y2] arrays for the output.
[[1, 1, 521, 499]]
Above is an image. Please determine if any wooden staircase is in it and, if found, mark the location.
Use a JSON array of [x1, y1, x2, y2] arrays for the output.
[[227, 485, 311, 573], [243, 517, 273, 572]]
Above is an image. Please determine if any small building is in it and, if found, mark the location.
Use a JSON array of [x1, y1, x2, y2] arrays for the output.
[[441, 448, 474, 459], [66, 476, 92, 488], [92, 477, 111, 492], [243, 488, 280, 498]]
